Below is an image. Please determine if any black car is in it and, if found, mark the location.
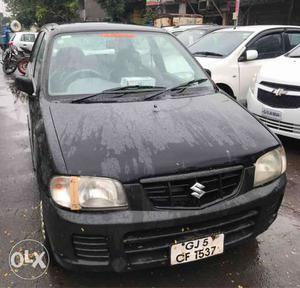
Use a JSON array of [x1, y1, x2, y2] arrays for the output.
[[16, 23, 287, 272]]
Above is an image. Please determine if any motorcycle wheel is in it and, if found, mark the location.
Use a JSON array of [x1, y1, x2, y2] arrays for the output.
[[17, 58, 29, 75], [2, 61, 17, 75]]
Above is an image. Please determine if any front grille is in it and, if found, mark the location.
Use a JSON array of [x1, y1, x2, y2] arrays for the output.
[[261, 81, 300, 92], [142, 166, 243, 209], [72, 235, 110, 263], [257, 88, 300, 109], [124, 209, 259, 267], [255, 114, 300, 135]]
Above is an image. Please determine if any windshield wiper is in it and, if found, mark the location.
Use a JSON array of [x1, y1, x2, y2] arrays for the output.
[[193, 51, 224, 57], [71, 85, 166, 103], [144, 78, 208, 101]]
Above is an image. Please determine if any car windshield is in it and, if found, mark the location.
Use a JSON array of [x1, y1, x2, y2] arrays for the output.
[[189, 31, 253, 57], [287, 45, 300, 57], [177, 29, 207, 47], [48, 31, 212, 98]]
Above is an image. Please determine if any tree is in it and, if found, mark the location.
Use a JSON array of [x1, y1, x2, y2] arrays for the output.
[[4, 0, 80, 27], [97, 0, 126, 22], [0, 12, 11, 26], [3, 0, 38, 27]]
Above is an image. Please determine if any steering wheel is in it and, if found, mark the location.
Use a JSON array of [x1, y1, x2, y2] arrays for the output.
[[63, 69, 103, 87]]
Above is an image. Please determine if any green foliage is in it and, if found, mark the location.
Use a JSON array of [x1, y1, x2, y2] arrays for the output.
[[4, 0, 80, 27], [0, 13, 11, 26], [97, 0, 126, 22]]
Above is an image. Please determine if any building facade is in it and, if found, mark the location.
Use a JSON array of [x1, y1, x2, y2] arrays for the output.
[[147, 0, 199, 15], [79, 0, 145, 24], [79, 0, 300, 26], [198, 0, 299, 25]]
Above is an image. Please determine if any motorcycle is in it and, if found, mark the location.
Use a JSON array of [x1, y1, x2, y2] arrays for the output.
[[1, 45, 31, 75], [1, 45, 19, 75], [17, 47, 31, 75]]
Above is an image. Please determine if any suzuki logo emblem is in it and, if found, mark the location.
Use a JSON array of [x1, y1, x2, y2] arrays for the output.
[[272, 88, 287, 97], [190, 182, 206, 199]]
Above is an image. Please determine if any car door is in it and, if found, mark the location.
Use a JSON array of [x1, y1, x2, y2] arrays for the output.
[[238, 30, 285, 101], [27, 32, 46, 169]]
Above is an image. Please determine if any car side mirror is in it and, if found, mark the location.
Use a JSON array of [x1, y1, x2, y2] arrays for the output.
[[15, 76, 34, 95], [246, 50, 258, 61]]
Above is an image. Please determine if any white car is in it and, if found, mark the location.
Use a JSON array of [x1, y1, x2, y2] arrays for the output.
[[247, 45, 300, 140], [189, 25, 300, 104], [9, 32, 38, 51], [163, 25, 200, 36]]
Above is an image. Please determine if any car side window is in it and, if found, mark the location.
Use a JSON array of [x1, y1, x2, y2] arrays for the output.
[[249, 33, 284, 59], [34, 36, 46, 78], [21, 33, 36, 42], [286, 32, 300, 49], [31, 33, 44, 66]]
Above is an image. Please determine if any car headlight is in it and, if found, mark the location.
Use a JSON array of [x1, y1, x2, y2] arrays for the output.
[[254, 147, 287, 187], [50, 176, 128, 210]]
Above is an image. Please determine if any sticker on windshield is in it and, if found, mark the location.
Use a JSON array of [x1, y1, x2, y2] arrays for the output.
[[121, 77, 156, 87], [100, 33, 137, 38]]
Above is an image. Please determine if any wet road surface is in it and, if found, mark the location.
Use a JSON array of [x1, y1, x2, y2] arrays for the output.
[[0, 69, 299, 288]]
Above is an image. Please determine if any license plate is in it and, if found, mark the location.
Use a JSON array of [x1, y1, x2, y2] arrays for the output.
[[170, 234, 224, 266], [262, 107, 282, 121]]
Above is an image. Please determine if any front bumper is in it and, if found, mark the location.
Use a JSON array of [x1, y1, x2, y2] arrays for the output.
[[43, 175, 286, 272], [247, 89, 300, 139]]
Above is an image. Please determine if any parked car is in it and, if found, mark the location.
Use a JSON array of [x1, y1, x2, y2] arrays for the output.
[[247, 44, 300, 140], [189, 25, 300, 104], [16, 23, 286, 272], [177, 25, 225, 47], [9, 32, 38, 51], [163, 25, 200, 36]]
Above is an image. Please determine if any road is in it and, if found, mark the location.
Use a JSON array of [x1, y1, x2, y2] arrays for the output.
[[0, 69, 299, 288]]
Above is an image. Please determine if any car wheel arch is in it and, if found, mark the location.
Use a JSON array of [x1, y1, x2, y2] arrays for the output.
[[216, 83, 235, 99]]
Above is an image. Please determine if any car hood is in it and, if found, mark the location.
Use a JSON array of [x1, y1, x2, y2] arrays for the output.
[[49, 93, 278, 183], [259, 56, 300, 85], [195, 56, 222, 69]]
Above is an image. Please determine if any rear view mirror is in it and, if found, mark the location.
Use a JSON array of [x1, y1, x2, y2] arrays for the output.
[[15, 76, 34, 95], [246, 50, 258, 61]]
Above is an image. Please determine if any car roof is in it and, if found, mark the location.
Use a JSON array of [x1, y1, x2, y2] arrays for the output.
[[215, 25, 300, 33], [43, 22, 165, 34], [164, 25, 210, 33], [184, 25, 226, 31]]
